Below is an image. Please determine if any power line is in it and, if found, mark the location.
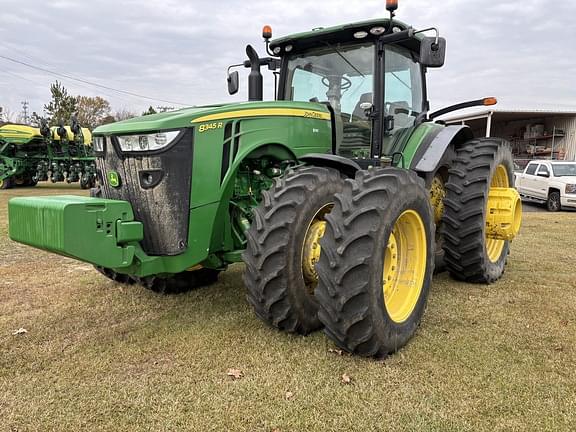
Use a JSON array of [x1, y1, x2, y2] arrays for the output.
[[0, 66, 48, 86], [0, 53, 190, 107], [0, 44, 158, 105]]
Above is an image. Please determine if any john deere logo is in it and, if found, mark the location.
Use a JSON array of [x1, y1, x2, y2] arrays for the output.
[[107, 171, 121, 187]]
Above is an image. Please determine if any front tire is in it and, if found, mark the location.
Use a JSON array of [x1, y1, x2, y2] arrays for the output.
[[316, 168, 435, 357], [547, 191, 561, 212], [243, 166, 345, 335], [94, 266, 220, 294], [94, 266, 136, 284], [136, 268, 220, 294], [442, 138, 515, 283]]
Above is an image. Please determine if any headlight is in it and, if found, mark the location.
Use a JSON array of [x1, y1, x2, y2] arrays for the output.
[[566, 184, 576, 194], [116, 131, 180, 152], [93, 136, 105, 152]]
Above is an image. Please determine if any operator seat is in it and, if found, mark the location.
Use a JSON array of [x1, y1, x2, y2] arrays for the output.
[[338, 93, 373, 158], [387, 101, 413, 130], [351, 92, 373, 121]]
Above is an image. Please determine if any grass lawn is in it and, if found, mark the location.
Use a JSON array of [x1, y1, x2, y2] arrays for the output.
[[1, 184, 575, 431]]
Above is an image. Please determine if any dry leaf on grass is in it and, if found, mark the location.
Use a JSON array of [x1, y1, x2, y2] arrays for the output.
[[341, 373, 352, 384], [226, 368, 243, 380], [12, 328, 27, 335], [285, 391, 294, 400], [328, 348, 344, 355]]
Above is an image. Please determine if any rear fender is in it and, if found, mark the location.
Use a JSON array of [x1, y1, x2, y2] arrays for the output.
[[411, 125, 473, 173], [299, 153, 360, 178]]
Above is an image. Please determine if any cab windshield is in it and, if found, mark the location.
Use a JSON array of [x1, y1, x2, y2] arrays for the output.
[[283, 42, 424, 159], [284, 43, 374, 158], [284, 43, 374, 117]]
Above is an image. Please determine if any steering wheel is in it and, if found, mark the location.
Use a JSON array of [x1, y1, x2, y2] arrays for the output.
[[321, 75, 352, 90]]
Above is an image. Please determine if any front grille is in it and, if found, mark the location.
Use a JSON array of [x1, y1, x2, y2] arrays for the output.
[[96, 128, 193, 256]]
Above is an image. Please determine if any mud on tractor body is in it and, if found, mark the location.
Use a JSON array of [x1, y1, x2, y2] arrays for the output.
[[8, 1, 522, 357], [0, 119, 97, 189]]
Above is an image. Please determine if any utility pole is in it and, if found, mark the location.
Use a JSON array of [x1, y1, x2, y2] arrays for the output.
[[21, 101, 29, 124], [156, 105, 174, 113]]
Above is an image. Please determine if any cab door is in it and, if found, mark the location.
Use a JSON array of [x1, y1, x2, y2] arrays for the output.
[[520, 162, 539, 197], [533, 163, 551, 199], [380, 44, 425, 157]]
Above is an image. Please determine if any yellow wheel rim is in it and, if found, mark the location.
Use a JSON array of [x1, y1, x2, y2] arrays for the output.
[[301, 204, 332, 292], [486, 164, 508, 263], [382, 210, 427, 324], [429, 175, 446, 225]]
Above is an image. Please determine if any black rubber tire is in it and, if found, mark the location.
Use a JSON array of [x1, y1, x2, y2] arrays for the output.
[[243, 166, 345, 335], [95, 265, 220, 294], [0, 176, 13, 189], [94, 266, 137, 284], [442, 138, 515, 284], [546, 191, 561, 212], [315, 168, 435, 358], [135, 268, 220, 294], [430, 144, 457, 274]]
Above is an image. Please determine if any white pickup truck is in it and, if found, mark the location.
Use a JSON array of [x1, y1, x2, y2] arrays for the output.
[[515, 160, 576, 211]]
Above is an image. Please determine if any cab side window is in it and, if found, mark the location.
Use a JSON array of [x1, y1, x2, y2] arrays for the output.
[[537, 165, 550, 176], [525, 164, 537, 175]]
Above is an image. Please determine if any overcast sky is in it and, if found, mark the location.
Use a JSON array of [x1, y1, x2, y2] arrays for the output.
[[1, 0, 575, 120]]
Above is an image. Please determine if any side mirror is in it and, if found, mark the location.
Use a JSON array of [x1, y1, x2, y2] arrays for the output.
[[227, 71, 239, 95], [537, 171, 550, 178], [420, 36, 446, 68]]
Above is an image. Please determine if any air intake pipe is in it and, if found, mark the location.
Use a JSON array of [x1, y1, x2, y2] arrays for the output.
[[245, 45, 263, 101]]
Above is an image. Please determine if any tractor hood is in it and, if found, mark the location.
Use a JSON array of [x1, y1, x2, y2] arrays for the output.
[[93, 101, 332, 135]]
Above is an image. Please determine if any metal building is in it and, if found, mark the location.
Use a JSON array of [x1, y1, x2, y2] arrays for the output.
[[444, 109, 576, 162]]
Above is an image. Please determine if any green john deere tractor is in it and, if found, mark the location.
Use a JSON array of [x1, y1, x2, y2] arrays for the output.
[[8, 1, 522, 357]]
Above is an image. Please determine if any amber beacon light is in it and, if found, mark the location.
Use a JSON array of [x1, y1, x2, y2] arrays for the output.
[[262, 25, 273, 40]]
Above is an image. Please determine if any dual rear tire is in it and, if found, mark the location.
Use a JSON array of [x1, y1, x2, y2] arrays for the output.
[[315, 168, 435, 357], [442, 138, 516, 283], [243, 166, 435, 357]]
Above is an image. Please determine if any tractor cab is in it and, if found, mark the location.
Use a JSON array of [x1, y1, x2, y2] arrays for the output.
[[274, 21, 429, 163], [228, 0, 446, 167]]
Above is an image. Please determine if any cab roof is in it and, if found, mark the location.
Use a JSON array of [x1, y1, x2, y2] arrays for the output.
[[269, 18, 416, 52]]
